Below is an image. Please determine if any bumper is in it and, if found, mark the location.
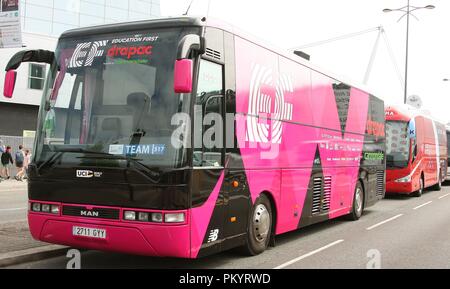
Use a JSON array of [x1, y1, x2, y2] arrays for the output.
[[28, 207, 192, 258], [385, 180, 415, 194]]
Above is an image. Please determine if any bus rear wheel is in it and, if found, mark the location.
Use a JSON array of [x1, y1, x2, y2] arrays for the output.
[[432, 172, 442, 191], [347, 182, 364, 221], [241, 194, 273, 256]]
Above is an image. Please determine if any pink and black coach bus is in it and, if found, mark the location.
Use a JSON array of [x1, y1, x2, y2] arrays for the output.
[[3, 17, 385, 258]]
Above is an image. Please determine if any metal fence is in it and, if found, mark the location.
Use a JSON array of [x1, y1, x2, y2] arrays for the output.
[[0, 135, 35, 177]]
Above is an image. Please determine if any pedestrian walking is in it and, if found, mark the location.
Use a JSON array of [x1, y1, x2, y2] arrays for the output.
[[15, 145, 25, 181], [23, 149, 32, 180], [1, 146, 14, 180]]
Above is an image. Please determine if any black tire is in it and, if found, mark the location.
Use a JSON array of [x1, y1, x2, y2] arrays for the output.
[[347, 181, 364, 221], [432, 172, 442, 191], [413, 176, 424, 197], [241, 194, 273, 256]]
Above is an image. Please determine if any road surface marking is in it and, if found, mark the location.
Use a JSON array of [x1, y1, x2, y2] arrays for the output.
[[274, 239, 344, 269], [0, 207, 27, 212], [438, 193, 450, 199], [413, 201, 433, 210], [366, 214, 403, 231]]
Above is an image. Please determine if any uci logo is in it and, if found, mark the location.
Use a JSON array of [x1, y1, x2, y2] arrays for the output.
[[76, 170, 94, 178]]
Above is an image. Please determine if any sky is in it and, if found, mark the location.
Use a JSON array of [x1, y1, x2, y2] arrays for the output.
[[160, 0, 450, 123]]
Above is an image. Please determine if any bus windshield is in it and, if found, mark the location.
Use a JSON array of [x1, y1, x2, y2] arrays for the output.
[[34, 28, 196, 169], [386, 121, 410, 169]]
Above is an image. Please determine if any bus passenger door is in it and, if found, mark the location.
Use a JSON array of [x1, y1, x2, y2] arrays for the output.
[[192, 55, 226, 256]]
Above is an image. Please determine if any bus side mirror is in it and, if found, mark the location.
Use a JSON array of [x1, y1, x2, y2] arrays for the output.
[[174, 59, 193, 94], [3, 70, 17, 98]]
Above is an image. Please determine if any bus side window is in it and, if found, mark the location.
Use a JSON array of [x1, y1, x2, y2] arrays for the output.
[[194, 59, 224, 167]]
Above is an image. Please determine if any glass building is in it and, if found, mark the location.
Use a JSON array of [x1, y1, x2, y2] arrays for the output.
[[19, 0, 161, 36], [0, 0, 162, 139]]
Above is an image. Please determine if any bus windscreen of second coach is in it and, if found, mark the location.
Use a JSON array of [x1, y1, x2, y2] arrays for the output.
[[386, 121, 410, 169]]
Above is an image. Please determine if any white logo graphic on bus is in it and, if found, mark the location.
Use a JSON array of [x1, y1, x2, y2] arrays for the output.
[[68, 40, 109, 68], [246, 64, 293, 144]]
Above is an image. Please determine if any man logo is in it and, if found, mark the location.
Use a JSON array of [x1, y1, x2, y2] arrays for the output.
[[80, 210, 99, 217], [68, 40, 109, 68], [246, 64, 293, 144], [76, 170, 94, 178]]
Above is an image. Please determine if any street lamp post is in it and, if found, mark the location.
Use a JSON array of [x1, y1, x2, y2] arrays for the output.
[[383, 1, 435, 104]]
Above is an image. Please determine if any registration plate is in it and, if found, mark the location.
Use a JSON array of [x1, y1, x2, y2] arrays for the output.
[[73, 226, 106, 239]]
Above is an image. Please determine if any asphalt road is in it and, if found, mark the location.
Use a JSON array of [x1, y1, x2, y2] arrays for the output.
[[0, 180, 28, 224], [5, 183, 450, 269]]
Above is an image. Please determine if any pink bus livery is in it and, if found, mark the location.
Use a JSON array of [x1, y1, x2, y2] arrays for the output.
[[3, 17, 386, 258]]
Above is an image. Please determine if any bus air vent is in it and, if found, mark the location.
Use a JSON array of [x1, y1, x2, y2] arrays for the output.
[[322, 176, 332, 212], [376, 171, 385, 197], [312, 176, 332, 215], [312, 177, 323, 215], [205, 48, 221, 60]]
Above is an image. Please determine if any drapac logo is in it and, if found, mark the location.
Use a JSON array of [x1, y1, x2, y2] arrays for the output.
[[68, 40, 109, 68], [246, 64, 293, 144], [76, 170, 94, 178], [107, 45, 152, 59]]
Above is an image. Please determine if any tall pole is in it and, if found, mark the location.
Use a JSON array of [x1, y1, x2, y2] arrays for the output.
[[404, 0, 411, 104]]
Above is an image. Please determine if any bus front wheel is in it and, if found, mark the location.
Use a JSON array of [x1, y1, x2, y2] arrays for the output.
[[241, 194, 273, 256], [413, 176, 424, 197], [347, 182, 364, 221]]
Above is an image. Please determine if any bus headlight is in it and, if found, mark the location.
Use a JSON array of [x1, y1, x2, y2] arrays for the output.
[[138, 212, 149, 222], [124, 211, 136, 221], [151, 213, 163, 223], [51, 205, 60, 214], [165, 213, 185, 223], [395, 176, 412, 183], [30, 202, 60, 215], [31, 203, 41, 212], [41, 204, 51, 213]]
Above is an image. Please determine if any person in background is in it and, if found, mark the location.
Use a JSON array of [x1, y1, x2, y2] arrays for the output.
[[15, 145, 25, 181], [23, 149, 32, 180], [1, 146, 14, 180]]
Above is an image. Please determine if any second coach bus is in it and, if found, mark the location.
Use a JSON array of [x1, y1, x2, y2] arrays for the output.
[[3, 17, 386, 258], [385, 106, 447, 196]]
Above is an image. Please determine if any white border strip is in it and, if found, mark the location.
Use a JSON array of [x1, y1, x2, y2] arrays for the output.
[[413, 201, 432, 210], [439, 193, 450, 199], [274, 240, 344, 269], [366, 214, 403, 231]]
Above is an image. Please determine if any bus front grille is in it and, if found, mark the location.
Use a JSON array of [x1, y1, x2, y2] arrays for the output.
[[62, 205, 120, 220]]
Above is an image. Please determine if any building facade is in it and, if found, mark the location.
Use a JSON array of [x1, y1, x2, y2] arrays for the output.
[[0, 0, 161, 140]]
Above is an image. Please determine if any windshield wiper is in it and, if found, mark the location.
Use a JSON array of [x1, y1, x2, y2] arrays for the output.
[[52, 147, 113, 155], [75, 151, 161, 182], [40, 148, 161, 182]]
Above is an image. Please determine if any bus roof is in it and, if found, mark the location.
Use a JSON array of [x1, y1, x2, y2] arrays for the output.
[[60, 16, 379, 100], [386, 105, 446, 125]]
